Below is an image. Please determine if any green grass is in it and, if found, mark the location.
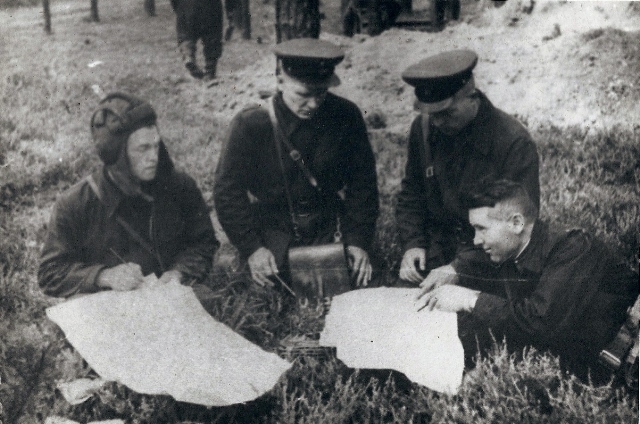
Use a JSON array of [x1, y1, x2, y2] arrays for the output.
[[0, 0, 39, 8], [0, 0, 638, 422]]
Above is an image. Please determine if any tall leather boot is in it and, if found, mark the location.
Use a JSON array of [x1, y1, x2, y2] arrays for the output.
[[203, 59, 218, 83], [202, 32, 222, 83], [179, 40, 204, 79]]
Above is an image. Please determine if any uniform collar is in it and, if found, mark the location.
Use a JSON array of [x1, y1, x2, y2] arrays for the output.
[[512, 219, 547, 274], [274, 91, 305, 139], [92, 167, 127, 218], [273, 91, 333, 138], [443, 90, 494, 157]]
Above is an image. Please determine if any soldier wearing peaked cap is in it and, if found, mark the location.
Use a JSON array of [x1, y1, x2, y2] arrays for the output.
[[396, 49, 540, 291], [214, 39, 379, 290]]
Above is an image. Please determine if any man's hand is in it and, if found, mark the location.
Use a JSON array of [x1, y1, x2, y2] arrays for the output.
[[416, 285, 480, 313], [418, 264, 459, 294], [97, 263, 144, 291], [399, 248, 427, 283], [346, 245, 372, 287], [159, 270, 182, 285], [247, 247, 277, 288]]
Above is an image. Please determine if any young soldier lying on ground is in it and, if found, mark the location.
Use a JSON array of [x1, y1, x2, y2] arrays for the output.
[[415, 179, 638, 384]]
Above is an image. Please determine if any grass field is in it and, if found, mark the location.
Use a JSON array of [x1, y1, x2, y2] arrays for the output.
[[0, 0, 638, 422]]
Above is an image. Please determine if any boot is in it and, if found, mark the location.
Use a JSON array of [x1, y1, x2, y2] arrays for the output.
[[202, 34, 222, 84], [203, 59, 218, 84], [224, 25, 235, 41], [144, 0, 155, 16], [179, 41, 204, 79]]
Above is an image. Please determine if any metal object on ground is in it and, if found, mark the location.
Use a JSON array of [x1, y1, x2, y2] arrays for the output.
[[288, 243, 352, 299], [278, 335, 336, 360]]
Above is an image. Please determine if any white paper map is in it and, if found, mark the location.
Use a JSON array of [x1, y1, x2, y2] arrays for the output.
[[46, 282, 291, 406], [320, 287, 464, 394]]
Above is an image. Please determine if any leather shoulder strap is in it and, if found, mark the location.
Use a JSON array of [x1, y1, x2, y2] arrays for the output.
[[421, 114, 434, 180], [266, 98, 300, 240], [86, 174, 103, 202], [265, 97, 342, 242], [86, 174, 164, 270], [266, 98, 320, 191]]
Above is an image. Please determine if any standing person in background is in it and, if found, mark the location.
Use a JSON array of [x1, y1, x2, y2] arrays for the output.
[[396, 49, 540, 291], [171, 0, 224, 82], [39, 92, 219, 298], [214, 38, 379, 292]]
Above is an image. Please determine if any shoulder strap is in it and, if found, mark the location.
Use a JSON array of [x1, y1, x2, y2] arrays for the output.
[[266, 97, 343, 242], [266, 98, 320, 191], [86, 174, 103, 202], [266, 98, 302, 241], [86, 174, 164, 271], [421, 114, 434, 180]]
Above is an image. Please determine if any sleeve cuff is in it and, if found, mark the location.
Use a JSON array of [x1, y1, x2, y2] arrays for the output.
[[343, 234, 370, 252], [85, 264, 108, 293], [239, 240, 266, 261], [404, 239, 428, 251], [471, 292, 507, 323]]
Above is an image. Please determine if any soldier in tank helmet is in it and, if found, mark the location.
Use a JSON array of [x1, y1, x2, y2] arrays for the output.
[[39, 92, 219, 298]]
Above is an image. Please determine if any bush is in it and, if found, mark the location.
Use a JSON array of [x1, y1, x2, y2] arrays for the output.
[[535, 124, 640, 268]]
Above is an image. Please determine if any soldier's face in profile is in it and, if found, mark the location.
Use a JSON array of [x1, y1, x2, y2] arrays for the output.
[[279, 73, 329, 119], [469, 206, 521, 263], [127, 126, 160, 181]]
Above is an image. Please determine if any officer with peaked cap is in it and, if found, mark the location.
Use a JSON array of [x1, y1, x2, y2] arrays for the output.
[[396, 49, 540, 290], [214, 38, 379, 290]]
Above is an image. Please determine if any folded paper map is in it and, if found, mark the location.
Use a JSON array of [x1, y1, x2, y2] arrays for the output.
[[320, 287, 464, 394], [47, 281, 291, 406]]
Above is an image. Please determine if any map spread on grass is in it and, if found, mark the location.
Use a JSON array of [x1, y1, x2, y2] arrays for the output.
[[46, 281, 291, 406], [320, 287, 464, 394]]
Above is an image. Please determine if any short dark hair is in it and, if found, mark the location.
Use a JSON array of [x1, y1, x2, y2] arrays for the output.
[[463, 179, 538, 221]]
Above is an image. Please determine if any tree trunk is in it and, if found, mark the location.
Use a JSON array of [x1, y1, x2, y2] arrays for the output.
[[367, 0, 382, 36], [144, 0, 156, 16], [240, 0, 251, 39], [225, 0, 251, 40], [90, 0, 100, 22], [43, 0, 52, 34], [275, 0, 320, 42]]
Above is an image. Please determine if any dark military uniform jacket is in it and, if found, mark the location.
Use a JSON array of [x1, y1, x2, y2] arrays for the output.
[[172, 0, 223, 51], [214, 92, 379, 265], [39, 146, 219, 298], [462, 220, 638, 359], [396, 91, 540, 271]]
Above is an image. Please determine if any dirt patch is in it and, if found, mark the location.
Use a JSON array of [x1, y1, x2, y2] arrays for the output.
[[196, 0, 640, 132]]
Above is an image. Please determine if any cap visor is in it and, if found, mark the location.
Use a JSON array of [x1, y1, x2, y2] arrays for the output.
[[285, 72, 341, 88], [327, 73, 341, 88]]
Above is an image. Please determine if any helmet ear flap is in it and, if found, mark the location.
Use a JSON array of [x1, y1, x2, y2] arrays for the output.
[[92, 106, 127, 133], [91, 107, 127, 165], [91, 108, 106, 127], [90, 92, 156, 165]]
